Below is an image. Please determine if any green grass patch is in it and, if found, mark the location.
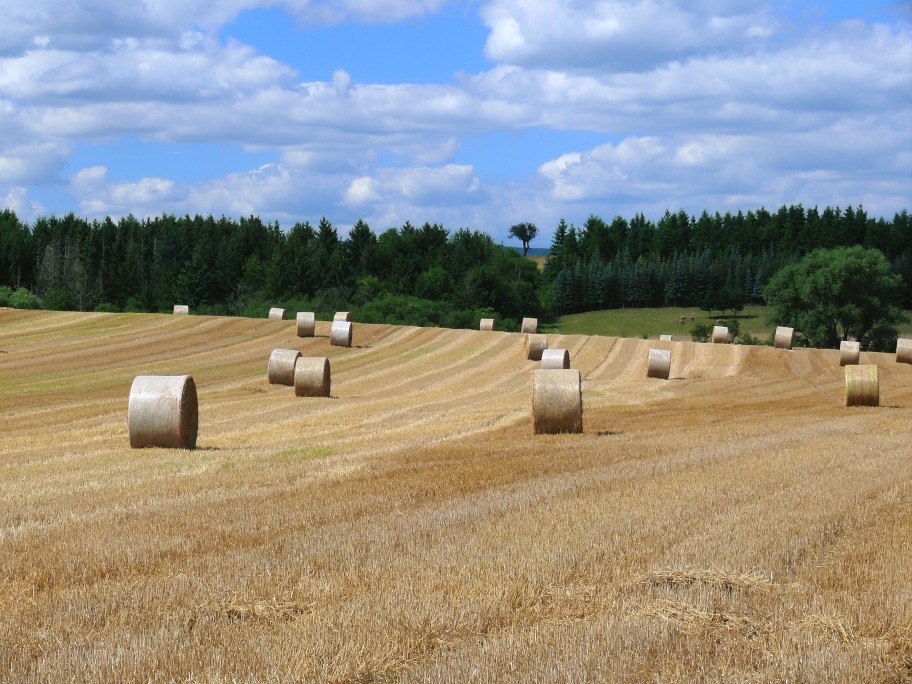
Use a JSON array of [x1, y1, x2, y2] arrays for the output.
[[550, 305, 775, 339]]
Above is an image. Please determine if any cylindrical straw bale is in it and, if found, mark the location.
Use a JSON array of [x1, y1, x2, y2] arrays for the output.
[[525, 333, 548, 361], [532, 369, 583, 434], [839, 340, 860, 366], [896, 338, 912, 365], [711, 325, 729, 344], [540, 348, 570, 369], [268, 307, 286, 320], [647, 348, 672, 379], [521, 317, 538, 334], [128, 375, 198, 449], [296, 312, 315, 338], [173, 305, 189, 315], [331, 320, 353, 347], [844, 365, 879, 407], [268, 348, 301, 385], [774, 326, 794, 350], [479, 318, 495, 331], [294, 357, 331, 397], [659, 334, 672, 341], [334, 311, 353, 322]]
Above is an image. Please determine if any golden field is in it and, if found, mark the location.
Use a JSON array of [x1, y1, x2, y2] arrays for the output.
[[1, 309, 910, 683]]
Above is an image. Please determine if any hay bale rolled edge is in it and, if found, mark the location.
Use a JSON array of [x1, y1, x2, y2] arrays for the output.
[[479, 318, 495, 331], [646, 348, 672, 379], [532, 369, 583, 434], [173, 304, 189, 315], [540, 348, 570, 369], [525, 333, 548, 361], [334, 311, 353, 322], [774, 326, 794, 350], [844, 365, 879, 407], [839, 340, 860, 366], [268, 348, 301, 385], [295, 356, 331, 397], [128, 375, 198, 449], [659, 334, 673, 341], [330, 320, 353, 347], [296, 311, 316, 337], [521, 317, 538, 334], [268, 307, 286, 320], [711, 325, 729, 344], [896, 338, 912, 365]]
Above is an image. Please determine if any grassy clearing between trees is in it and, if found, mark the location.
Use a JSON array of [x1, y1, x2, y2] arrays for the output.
[[1, 309, 911, 682]]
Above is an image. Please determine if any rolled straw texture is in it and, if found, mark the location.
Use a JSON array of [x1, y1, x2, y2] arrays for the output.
[[647, 348, 672, 379], [839, 340, 860, 366], [296, 312, 315, 338], [268, 307, 286, 320], [173, 305, 189, 315], [521, 317, 538, 334], [844, 365, 879, 407], [334, 311, 353, 322], [711, 326, 729, 344], [479, 318, 495, 331], [295, 357, 331, 397], [331, 321, 353, 347], [896, 338, 912, 365], [540, 348, 570, 369], [774, 326, 794, 350], [128, 375, 198, 449], [532, 369, 583, 434], [268, 348, 301, 385], [525, 333, 548, 361], [659, 334, 672, 341]]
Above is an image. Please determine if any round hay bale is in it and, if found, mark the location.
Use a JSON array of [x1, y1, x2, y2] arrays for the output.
[[331, 320, 353, 348], [896, 338, 912, 365], [711, 325, 729, 344], [541, 348, 570, 369], [532, 369, 583, 434], [296, 312, 315, 338], [844, 365, 879, 407], [268, 348, 301, 385], [839, 340, 860, 366], [334, 311, 353, 322], [479, 318, 495, 331], [774, 326, 794, 350], [268, 307, 286, 320], [525, 333, 548, 361], [521, 317, 538, 334], [647, 348, 672, 379], [295, 357, 331, 397], [659, 334, 673, 341], [173, 305, 189, 315], [128, 375, 198, 449]]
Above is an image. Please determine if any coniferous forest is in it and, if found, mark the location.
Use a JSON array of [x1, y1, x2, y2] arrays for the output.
[[0, 205, 909, 331]]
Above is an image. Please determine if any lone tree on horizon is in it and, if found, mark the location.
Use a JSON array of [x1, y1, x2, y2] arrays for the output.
[[508, 222, 539, 257]]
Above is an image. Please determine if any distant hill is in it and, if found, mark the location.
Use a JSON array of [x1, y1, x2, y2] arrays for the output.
[[501, 246, 550, 258]]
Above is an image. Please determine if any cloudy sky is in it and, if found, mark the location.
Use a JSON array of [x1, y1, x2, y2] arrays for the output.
[[1, 0, 910, 245]]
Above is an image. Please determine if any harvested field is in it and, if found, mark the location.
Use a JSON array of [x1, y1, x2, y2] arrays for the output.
[[1, 310, 911, 683]]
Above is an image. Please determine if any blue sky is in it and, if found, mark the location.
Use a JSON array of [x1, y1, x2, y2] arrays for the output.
[[1, 1, 910, 246]]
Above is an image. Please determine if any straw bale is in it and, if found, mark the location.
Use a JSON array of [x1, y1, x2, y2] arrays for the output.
[[525, 333, 548, 361], [844, 365, 879, 407], [774, 326, 794, 350], [647, 348, 672, 379], [532, 369, 583, 434], [839, 340, 860, 366], [296, 312, 315, 338], [173, 305, 189, 315], [479, 318, 495, 331], [711, 325, 729, 344], [896, 338, 912, 365], [659, 334, 673, 341], [268, 348, 301, 385], [521, 317, 538, 334], [334, 311, 353, 322], [331, 320, 353, 347], [268, 307, 286, 320], [295, 357, 331, 397], [128, 375, 198, 449], [540, 348, 570, 369]]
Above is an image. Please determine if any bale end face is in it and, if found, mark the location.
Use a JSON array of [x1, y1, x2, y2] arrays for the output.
[[844, 365, 879, 407], [897, 338, 912, 365], [532, 369, 582, 434], [295, 357, 331, 397], [711, 326, 729, 344], [839, 340, 860, 366], [525, 334, 548, 361], [647, 348, 672, 379], [296, 312, 316, 338], [268, 307, 286, 320], [540, 348, 570, 369], [128, 375, 198, 449], [521, 317, 538, 334], [774, 326, 794, 350], [479, 318, 495, 331], [330, 321, 353, 347], [268, 348, 301, 385]]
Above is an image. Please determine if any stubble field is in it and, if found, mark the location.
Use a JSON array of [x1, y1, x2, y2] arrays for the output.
[[1, 309, 910, 683]]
